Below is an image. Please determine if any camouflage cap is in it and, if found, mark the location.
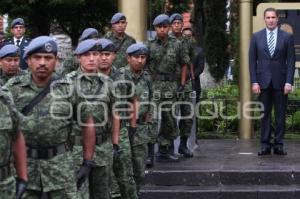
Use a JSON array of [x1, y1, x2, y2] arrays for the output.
[[75, 39, 101, 55], [11, 18, 25, 28], [169, 13, 183, 23], [111, 12, 126, 24], [79, 28, 99, 42], [126, 43, 148, 56], [153, 14, 170, 26], [23, 36, 57, 59], [0, 44, 20, 58], [97, 38, 116, 52]]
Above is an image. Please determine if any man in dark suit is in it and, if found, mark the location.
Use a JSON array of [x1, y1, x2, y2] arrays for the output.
[[5, 18, 30, 70], [249, 7, 295, 156], [182, 27, 205, 103]]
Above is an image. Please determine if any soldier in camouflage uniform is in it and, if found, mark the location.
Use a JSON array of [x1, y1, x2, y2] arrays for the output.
[[98, 38, 138, 199], [58, 28, 100, 77], [169, 13, 195, 158], [0, 44, 26, 86], [145, 14, 190, 163], [0, 89, 28, 199], [121, 43, 152, 193], [105, 13, 136, 69], [4, 36, 96, 199], [68, 39, 119, 199]]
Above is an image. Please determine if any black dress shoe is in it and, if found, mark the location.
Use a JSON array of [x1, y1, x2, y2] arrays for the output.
[[258, 148, 271, 156], [156, 153, 180, 162], [273, 146, 287, 155]]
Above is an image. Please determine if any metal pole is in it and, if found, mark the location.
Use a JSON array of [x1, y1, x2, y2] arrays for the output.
[[239, 0, 253, 139], [118, 0, 147, 42]]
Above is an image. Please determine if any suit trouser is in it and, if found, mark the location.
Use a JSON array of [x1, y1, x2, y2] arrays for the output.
[[260, 84, 287, 148]]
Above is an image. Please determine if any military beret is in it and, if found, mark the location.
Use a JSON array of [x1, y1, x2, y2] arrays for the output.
[[153, 14, 170, 26], [97, 38, 116, 52], [23, 36, 57, 59], [111, 12, 126, 24], [11, 18, 25, 28], [169, 13, 183, 23], [79, 28, 99, 42], [126, 43, 148, 56], [75, 39, 101, 55], [0, 44, 20, 58]]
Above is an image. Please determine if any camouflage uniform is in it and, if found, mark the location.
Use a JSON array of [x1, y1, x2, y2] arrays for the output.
[[0, 90, 20, 199], [105, 32, 136, 69], [0, 69, 27, 87], [120, 65, 152, 191], [66, 68, 114, 199], [169, 32, 194, 139], [57, 56, 80, 77], [4, 72, 91, 199], [145, 35, 190, 150], [109, 66, 138, 199]]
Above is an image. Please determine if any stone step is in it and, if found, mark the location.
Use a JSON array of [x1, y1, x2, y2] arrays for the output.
[[140, 185, 300, 199], [144, 169, 300, 186]]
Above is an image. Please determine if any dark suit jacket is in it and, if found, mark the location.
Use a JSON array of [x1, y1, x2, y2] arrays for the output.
[[193, 46, 205, 93], [249, 28, 295, 89], [5, 37, 31, 70]]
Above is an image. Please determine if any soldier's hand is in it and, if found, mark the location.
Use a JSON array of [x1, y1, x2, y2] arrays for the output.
[[16, 178, 28, 199], [76, 159, 93, 190], [191, 79, 196, 91], [113, 144, 122, 159]]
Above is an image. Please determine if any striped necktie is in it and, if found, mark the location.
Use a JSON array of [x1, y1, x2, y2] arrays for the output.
[[268, 31, 275, 56]]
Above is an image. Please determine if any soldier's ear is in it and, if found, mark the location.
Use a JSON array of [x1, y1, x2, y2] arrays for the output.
[[112, 53, 116, 60], [126, 55, 130, 63]]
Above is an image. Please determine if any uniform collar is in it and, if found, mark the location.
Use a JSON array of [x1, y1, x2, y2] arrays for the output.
[[13, 36, 24, 44]]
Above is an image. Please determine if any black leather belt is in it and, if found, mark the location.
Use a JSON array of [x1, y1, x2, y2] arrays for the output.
[[155, 74, 177, 81], [27, 143, 69, 159], [74, 135, 107, 146], [0, 164, 11, 181]]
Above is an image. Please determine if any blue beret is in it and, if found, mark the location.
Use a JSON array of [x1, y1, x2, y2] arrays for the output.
[[111, 13, 126, 24], [153, 14, 170, 26], [0, 44, 20, 58], [169, 13, 183, 23], [79, 28, 99, 42], [23, 36, 57, 59], [75, 39, 100, 55], [97, 38, 116, 52], [126, 43, 148, 56], [11, 18, 25, 28]]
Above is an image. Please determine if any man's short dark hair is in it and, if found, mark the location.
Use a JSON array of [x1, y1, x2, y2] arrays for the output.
[[264, 7, 279, 17]]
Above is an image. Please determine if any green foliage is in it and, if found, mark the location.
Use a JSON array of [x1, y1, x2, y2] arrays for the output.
[[198, 85, 239, 138], [148, 0, 191, 30], [0, 0, 117, 45], [228, 0, 239, 84], [204, 84, 238, 98], [203, 0, 229, 82]]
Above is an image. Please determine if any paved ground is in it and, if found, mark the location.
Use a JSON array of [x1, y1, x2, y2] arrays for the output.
[[147, 139, 300, 171]]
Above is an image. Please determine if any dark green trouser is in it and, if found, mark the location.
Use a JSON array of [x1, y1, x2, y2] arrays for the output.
[[0, 176, 15, 199], [179, 91, 193, 138], [131, 144, 147, 191], [89, 165, 112, 199], [111, 128, 138, 199], [23, 189, 78, 199]]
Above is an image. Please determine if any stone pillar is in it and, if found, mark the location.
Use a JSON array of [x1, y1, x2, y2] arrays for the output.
[[239, 0, 253, 139], [118, 0, 147, 42]]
